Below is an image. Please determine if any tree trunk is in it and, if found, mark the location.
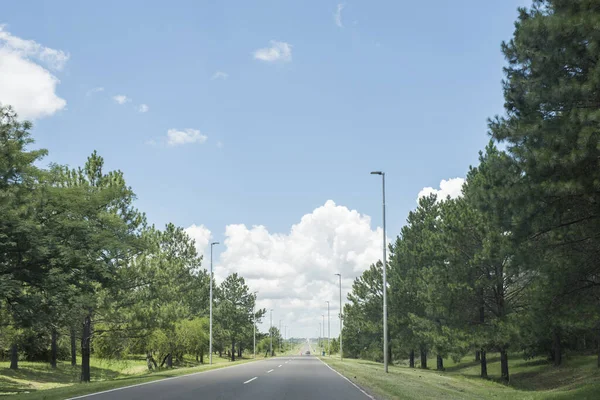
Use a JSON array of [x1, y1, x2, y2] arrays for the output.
[[146, 352, 154, 370], [81, 312, 91, 382], [500, 348, 509, 382], [160, 354, 169, 367], [420, 346, 427, 369], [167, 353, 173, 368], [238, 347, 242, 358], [480, 349, 487, 378], [231, 341, 236, 361], [51, 329, 58, 369], [10, 343, 18, 370], [597, 327, 600, 368], [200, 351, 204, 364], [436, 355, 444, 371], [196, 354, 199, 362], [475, 351, 480, 361], [553, 329, 562, 367], [409, 349, 415, 368], [70, 328, 77, 366]]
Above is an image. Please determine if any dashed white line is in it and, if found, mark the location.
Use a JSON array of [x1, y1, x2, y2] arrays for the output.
[[278, 365, 282, 367], [244, 377, 257, 384], [267, 369, 274, 373]]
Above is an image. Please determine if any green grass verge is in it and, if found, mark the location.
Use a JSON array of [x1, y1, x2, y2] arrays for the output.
[[320, 354, 600, 400], [0, 356, 257, 399]]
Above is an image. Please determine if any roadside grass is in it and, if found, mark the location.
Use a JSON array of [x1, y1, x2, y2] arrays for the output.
[[320, 354, 600, 400], [0, 355, 256, 399]]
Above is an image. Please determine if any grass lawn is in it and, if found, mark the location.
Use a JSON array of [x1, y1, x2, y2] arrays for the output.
[[0, 355, 257, 399], [320, 353, 600, 400]]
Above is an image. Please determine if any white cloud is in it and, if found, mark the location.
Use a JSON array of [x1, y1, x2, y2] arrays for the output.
[[137, 104, 149, 113], [167, 128, 208, 146], [207, 200, 386, 338], [253, 41, 292, 63], [86, 87, 104, 96], [417, 177, 465, 203], [211, 71, 229, 80], [334, 4, 345, 28], [113, 95, 131, 105], [185, 224, 213, 261], [0, 25, 67, 119]]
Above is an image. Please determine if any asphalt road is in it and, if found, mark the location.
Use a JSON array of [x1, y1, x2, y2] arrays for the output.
[[70, 344, 373, 400]]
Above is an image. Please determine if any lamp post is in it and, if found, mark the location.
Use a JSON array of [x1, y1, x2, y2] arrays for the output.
[[279, 319, 282, 353], [209, 241, 219, 365], [322, 314, 325, 352], [371, 170, 388, 373], [253, 304, 256, 359], [284, 325, 287, 352], [334, 273, 343, 360], [326, 301, 330, 355], [269, 309, 273, 357]]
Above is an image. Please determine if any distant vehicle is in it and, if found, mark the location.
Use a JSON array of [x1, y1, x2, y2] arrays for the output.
[[305, 350, 310, 355]]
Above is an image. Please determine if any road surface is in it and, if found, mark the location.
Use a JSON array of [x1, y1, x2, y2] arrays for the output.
[[69, 344, 373, 400]]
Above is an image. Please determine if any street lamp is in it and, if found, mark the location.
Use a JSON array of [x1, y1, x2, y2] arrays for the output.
[[284, 325, 287, 352], [269, 309, 273, 357], [326, 301, 330, 356], [253, 304, 256, 359], [319, 322, 321, 349], [209, 241, 219, 365], [371, 170, 388, 373], [321, 315, 325, 352], [334, 273, 343, 360]]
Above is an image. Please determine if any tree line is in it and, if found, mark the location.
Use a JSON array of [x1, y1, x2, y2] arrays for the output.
[[0, 107, 268, 381], [342, 0, 600, 382]]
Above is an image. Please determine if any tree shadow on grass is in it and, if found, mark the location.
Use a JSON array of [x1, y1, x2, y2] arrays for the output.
[[0, 375, 36, 395]]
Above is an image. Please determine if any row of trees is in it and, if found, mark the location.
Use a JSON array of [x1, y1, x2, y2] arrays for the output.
[[0, 106, 265, 381], [342, 0, 600, 382]]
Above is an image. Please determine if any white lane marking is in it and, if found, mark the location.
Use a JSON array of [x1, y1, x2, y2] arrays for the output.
[[278, 365, 282, 367], [285, 361, 289, 364], [244, 377, 257, 384], [66, 360, 265, 399], [317, 358, 375, 400], [267, 369, 274, 373]]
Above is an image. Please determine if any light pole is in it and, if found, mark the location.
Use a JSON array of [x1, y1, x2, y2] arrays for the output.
[[371, 170, 388, 373], [284, 325, 287, 352], [269, 309, 273, 357], [209, 241, 219, 365], [319, 322, 321, 349], [322, 315, 325, 352], [335, 273, 343, 360], [326, 301, 330, 355], [253, 304, 256, 359]]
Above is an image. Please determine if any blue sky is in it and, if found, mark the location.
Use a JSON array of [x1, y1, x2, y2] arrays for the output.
[[1, 0, 529, 337]]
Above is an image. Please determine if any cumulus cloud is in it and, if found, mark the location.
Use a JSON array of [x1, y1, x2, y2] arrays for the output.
[[113, 95, 131, 105], [208, 200, 385, 338], [253, 41, 292, 63], [137, 104, 149, 113], [417, 177, 465, 203], [0, 25, 67, 119], [334, 4, 345, 28], [211, 71, 229, 80], [167, 128, 208, 146], [185, 224, 213, 261]]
